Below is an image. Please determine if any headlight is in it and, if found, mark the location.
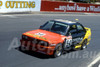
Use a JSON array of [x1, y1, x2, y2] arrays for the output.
[[39, 41, 48, 46], [25, 36, 28, 39], [22, 35, 25, 39], [22, 35, 28, 40]]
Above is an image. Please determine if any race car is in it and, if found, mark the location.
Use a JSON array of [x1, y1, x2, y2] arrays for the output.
[[20, 19, 91, 57]]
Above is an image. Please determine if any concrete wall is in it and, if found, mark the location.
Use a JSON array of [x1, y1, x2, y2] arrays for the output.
[[0, 0, 41, 13]]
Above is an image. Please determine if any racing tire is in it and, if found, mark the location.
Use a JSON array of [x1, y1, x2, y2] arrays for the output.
[[81, 39, 87, 50], [52, 43, 62, 58]]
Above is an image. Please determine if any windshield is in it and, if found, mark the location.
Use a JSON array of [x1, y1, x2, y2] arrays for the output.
[[40, 20, 68, 35]]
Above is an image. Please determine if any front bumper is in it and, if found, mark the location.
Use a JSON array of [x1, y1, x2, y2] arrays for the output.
[[20, 39, 55, 55]]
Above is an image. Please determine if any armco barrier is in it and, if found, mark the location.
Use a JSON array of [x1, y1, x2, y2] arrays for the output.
[[40, 1, 100, 13], [0, 0, 41, 13]]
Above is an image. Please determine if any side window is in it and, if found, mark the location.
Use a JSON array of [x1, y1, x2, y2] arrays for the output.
[[67, 24, 78, 38], [77, 24, 84, 31], [76, 24, 86, 37], [69, 25, 77, 34], [40, 21, 54, 30]]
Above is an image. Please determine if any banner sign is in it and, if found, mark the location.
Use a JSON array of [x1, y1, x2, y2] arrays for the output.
[[41, 1, 100, 13], [0, 0, 41, 13]]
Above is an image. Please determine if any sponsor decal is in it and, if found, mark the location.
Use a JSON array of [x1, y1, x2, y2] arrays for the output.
[[35, 32, 45, 36], [0, 0, 41, 12], [26, 33, 47, 40], [41, 1, 100, 13], [55, 3, 100, 12], [5, 1, 35, 8], [73, 37, 83, 45], [0, 1, 2, 8]]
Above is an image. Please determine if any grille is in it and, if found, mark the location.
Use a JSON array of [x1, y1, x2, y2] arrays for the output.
[[22, 35, 49, 46]]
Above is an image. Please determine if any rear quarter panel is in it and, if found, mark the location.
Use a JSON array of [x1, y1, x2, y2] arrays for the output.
[[83, 27, 91, 45]]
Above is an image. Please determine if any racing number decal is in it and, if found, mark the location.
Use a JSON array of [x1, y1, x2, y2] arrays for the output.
[[65, 39, 72, 47]]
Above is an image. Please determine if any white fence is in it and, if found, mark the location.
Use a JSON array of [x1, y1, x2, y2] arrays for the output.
[[0, 0, 41, 13]]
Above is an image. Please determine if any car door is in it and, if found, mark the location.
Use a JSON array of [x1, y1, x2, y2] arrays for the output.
[[76, 23, 86, 44], [68, 24, 79, 45]]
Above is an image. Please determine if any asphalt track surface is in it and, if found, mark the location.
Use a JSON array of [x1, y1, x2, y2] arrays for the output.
[[0, 14, 100, 67]]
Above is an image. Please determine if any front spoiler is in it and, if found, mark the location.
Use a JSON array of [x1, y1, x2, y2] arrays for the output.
[[20, 39, 55, 55]]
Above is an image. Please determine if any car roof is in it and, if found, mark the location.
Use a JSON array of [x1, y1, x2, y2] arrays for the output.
[[54, 19, 77, 25]]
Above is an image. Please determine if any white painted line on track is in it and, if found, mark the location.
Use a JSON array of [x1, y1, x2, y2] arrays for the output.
[[88, 54, 100, 67], [98, 64, 100, 67]]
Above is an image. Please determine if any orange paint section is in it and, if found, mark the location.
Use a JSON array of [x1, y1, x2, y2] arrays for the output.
[[20, 29, 67, 55], [23, 29, 66, 44]]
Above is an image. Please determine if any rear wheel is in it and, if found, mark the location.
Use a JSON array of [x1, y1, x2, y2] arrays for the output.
[[53, 43, 62, 58], [81, 39, 87, 50]]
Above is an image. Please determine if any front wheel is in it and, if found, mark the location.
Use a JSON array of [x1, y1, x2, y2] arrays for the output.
[[53, 43, 62, 58]]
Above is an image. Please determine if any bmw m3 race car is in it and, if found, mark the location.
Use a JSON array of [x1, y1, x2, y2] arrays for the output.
[[20, 19, 91, 57]]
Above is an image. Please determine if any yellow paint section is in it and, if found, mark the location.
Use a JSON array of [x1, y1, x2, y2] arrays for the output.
[[84, 27, 91, 45], [75, 27, 91, 49], [75, 45, 81, 49]]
